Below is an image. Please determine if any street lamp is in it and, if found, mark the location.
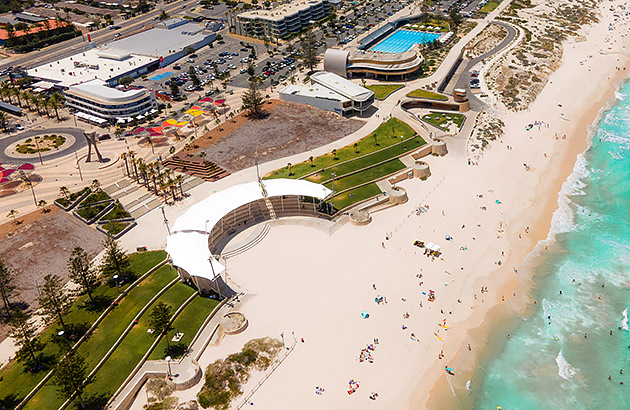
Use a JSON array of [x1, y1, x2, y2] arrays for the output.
[[18, 170, 38, 207], [113, 275, 120, 292], [165, 355, 172, 379], [330, 172, 336, 214]]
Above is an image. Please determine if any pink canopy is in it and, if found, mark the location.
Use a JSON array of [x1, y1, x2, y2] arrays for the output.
[[18, 163, 34, 171], [0, 169, 15, 178], [214, 99, 226, 106], [0, 177, 9, 184], [133, 127, 146, 134], [199, 97, 213, 103], [146, 127, 163, 133], [149, 132, 163, 137]]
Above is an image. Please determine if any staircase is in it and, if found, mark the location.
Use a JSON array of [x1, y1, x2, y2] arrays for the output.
[[163, 153, 230, 182]]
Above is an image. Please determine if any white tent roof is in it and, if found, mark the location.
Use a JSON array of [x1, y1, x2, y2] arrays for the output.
[[172, 179, 331, 233], [165, 231, 225, 282], [167, 179, 331, 282]]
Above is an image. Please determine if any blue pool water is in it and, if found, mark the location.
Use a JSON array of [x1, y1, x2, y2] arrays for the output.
[[370, 30, 442, 53], [473, 80, 630, 409], [149, 71, 174, 81]]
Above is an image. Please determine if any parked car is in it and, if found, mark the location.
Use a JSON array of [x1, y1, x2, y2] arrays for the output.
[[173, 65, 181, 70]]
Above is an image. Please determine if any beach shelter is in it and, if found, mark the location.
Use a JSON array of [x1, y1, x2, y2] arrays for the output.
[[214, 99, 226, 106], [360, 311, 369, 319], [199, 97, 213, 103], [0, 177, 9, 184], [0, 169, 15, 178], [426, 242, 435, 250], [18, 163, 34, 171], [162, 119, 178, 128], [132, 127, 145, 134], [431, 244, 441, 253]]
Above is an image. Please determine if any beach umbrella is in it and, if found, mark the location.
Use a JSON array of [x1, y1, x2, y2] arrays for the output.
[[18, 163, 34, 171], [0, 169, 15, 178], [214, 99, 226, 106], [360, 311, 369, 319], [133, 127, 146, 134], [150, 132, 163, 137]]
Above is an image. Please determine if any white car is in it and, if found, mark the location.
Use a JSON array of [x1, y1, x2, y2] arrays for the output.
[[240, 68, 247, 74], [227, 64, 236, 69]]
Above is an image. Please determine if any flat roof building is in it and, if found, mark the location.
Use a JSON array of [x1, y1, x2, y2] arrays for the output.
[[65, 79, 157, 122], [234, 0, 331, 40], [27, 18, 216, 87], [279, 71, 374, 116]]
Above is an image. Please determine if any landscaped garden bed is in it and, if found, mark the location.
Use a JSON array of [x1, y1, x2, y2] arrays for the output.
[[421, 112, 466, 132], [54, 187, 91, 210], [74, 190, 114, 224], [15, 134, 67, 154]]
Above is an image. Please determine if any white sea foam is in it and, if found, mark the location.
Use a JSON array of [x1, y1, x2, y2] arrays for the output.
[[466, 380, 472, 391], [615, 90, 625, 101], [622, 308, 629, 331], [546, 155, 589, 238], [556, 351, 577, 380]]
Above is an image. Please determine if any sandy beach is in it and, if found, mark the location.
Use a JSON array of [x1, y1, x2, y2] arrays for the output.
[[120, 1, 630, 409]]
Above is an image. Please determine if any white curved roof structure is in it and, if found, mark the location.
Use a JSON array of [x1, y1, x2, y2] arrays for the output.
[[166, 179, 331, 282]]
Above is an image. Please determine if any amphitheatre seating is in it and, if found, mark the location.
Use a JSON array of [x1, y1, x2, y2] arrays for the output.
[[165, 180, 333, 293], [163, 153, 230, 182]]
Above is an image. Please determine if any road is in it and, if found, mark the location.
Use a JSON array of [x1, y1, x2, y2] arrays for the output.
[[454, 20, 517, 110], [0, 0, 201, 71], [0, 127, 87, 163]]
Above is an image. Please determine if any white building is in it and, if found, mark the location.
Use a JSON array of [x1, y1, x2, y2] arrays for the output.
[[234, 0, 331, 40], [27, 18, 216, 88], [279, 71, 374, 116], [65, 79, 157, 122]]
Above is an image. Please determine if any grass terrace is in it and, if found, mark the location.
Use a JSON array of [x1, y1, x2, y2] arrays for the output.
[[77, 282, 197, 406], [264, 118, 418, 180], [366, 84, 404, 100], [0, 251, 167, 410], [100, 200, 131, 221], [265, 118, 426, 210], [406, 89, 449, 100], [422, 112, 466, 132]]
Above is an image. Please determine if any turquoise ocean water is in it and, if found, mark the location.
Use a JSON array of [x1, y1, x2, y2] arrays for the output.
[[474, 81, 630, 409]]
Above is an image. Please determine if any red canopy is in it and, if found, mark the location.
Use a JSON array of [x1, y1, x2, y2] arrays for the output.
[[133, 127, 146, 134], [199, 97, 213, 103], [149, 132, 163, 137], [18, 163, 34, 171], [214, 99, 226, 106], [0, 169, 15, 178], [0, 177, 9, 184]]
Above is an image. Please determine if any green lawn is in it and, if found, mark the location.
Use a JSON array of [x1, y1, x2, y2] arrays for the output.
[[149, 296, 220, 360], [480, 0, 500, 13], [0, 251, 166, 410], [324, 159, 406, 193], [306, 135, 426, 184], [330, 183, 383, 210], [264, 118, 416, 180], [422, 112, 466, 132], [78, 283, 197, 405], [406, 89, 449, 100], [366, 84, 404, 100]]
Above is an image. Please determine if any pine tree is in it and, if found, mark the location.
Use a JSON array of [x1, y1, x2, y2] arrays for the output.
[[53, 349, 91, 409], [100, 235, 132, 282], [0, 257, 16, 317], [38, 274, 70, 332], [11, 309, 44, 368], [148, 302, 174, 350], [241, 80, 266, 119], [67, 247, 99, 305], [300, 28, 319, 72]]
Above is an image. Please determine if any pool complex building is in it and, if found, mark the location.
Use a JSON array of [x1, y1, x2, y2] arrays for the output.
[[370, 29, 442, 53]]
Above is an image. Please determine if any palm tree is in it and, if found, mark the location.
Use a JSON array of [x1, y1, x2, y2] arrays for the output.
[[29, 93, 40, 115], [11, 87, 21, 107], [41, 95, 50, 117], [37, 200, 49, 213], [120, 152, 130, 176], [174, 174, 185, 198], [7, 209, 18, 225], [21, 90, 31, 110], [59, 186, 70, 200], [49, 92, 64, 120], [0, 84, 12, 104]]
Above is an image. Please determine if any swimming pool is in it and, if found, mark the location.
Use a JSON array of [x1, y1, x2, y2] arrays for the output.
[[369, 30, 442, 53], [149, 71, 174, 81]]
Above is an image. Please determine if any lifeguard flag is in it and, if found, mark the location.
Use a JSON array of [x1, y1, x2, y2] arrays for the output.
[[159, 56, 163, 63], [87, 34, 91, 42]]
